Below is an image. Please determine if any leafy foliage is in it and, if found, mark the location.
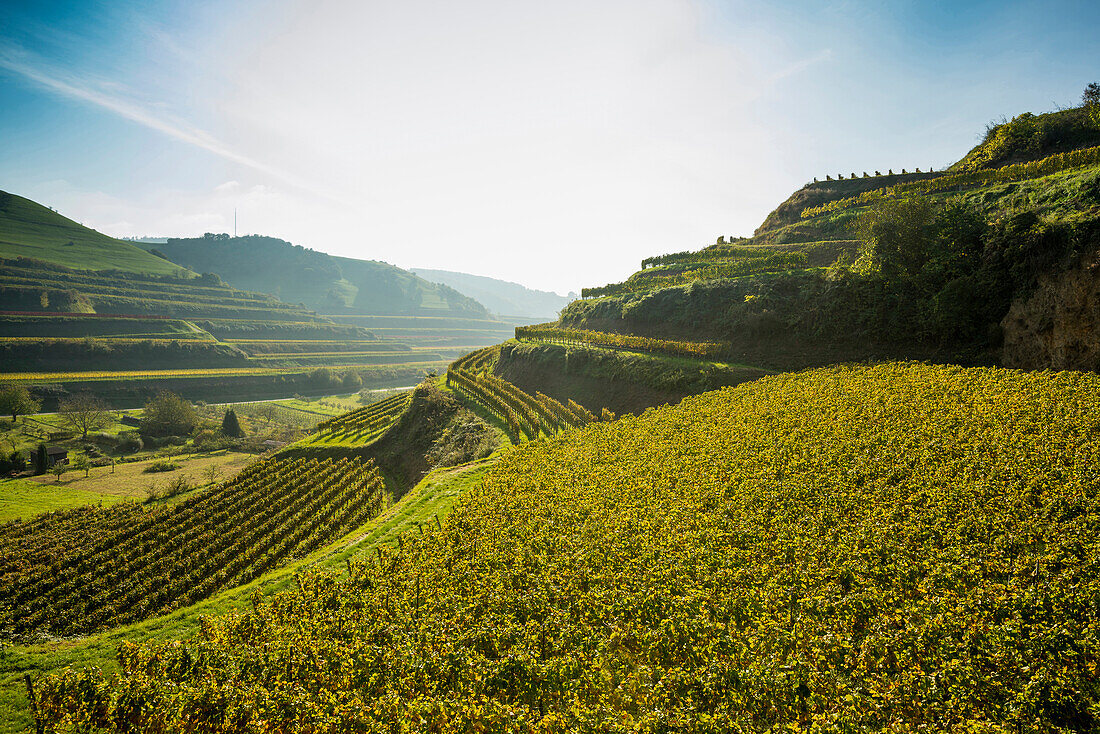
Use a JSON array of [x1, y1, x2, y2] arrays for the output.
[[516, 324, 730, 359], [0, 383, 39, 421], [35, 363, 1100, 731], [140, 390, 198, 437], [583, 251, 808, 298], [801, 143, 1100, 218]]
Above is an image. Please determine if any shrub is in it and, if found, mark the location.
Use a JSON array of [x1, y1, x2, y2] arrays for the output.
[[194, 429, 236, 453], [143, 460, 180, 474], [116, 432, 143, 453]]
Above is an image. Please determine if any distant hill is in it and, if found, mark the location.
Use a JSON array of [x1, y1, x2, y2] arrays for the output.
[[0, 191, 187, 276], [411, 268, 572, 321], [144, 235, 490, 318]]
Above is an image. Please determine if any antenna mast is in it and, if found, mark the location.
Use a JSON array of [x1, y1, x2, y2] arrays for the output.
[[234, 208, 237, 238]]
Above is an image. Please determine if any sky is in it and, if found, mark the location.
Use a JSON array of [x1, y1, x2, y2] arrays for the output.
[[1, 0, 1098, 295]]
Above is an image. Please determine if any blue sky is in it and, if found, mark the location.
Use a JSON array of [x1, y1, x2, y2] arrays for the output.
[[2, 0, 1098, 293]]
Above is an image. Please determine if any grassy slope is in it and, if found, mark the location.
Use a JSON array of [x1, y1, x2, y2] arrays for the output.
[[0, 479, 128, 522], [0, 456, 494, 733], [498, 338, 771, 415], [0, 192, 184, 276], [560, 157, 1100, 361], [951, 105, 1100, 172]]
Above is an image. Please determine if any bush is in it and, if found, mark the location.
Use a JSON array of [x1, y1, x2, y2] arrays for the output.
[[117, 432, 143, 453], [193, 429, 236, 453], [0, 450, 25, 474], [164, 474, 193, 497], [90, 432, 117, 447], [143, 460, 180, 474]]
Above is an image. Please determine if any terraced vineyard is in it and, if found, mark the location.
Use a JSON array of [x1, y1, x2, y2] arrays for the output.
[[799, 143, 1100, 218], [447, 347, 596, 441], [0, 362, 446, 384], [0, 258, 319, 321], [325, 314, 518, 347], [0, 455, 385, 638], [515, 324, 731, 359], [36, 362, 1100, 730], [302, 393, 413, 447]]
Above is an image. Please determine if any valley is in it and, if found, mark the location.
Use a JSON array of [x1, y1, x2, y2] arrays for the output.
[[3, 69, 1100, 732]]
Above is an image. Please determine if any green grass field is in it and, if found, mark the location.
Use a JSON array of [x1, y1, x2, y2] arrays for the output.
[[0, 478, 128, 521], [0, 191, 186, 275]]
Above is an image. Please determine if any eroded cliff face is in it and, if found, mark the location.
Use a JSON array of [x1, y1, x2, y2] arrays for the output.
[[1002, 252, 1100, 370]]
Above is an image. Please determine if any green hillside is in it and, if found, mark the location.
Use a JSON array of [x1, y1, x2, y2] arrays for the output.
[[0, 191, 186, 276], [0, 193, 484, 399], [952, 105, 1100, 172], [559, 104, 1100, 373], [143, 235, 490, 317], [32, 363, 1100, 730]]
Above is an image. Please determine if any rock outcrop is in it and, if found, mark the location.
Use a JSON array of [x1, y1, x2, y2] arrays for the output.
[[1002, 252, 1100, 370]]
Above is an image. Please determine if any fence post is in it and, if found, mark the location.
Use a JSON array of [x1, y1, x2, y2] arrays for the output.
[[24, 674, 44, 734]]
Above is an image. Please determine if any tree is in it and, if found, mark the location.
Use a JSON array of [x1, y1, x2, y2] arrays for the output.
[[221, 409, 244, 437], [59, 393, 111, 440], [1085, 82, 1100, 127], [51, 460, 67, 483], [855, 196, 939, 279], [342, 371, 363, 390], [3, 450, 25, 474], [254, 404, 278, 423], [309, 367, 335, 387], [141, 391, 198, 437], [0, 384, 40, 422], [72, 453, 91, 478], [34, 444, 48, 475]]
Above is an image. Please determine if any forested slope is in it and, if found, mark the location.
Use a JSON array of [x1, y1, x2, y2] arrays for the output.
[[147, 235, 490, 317]]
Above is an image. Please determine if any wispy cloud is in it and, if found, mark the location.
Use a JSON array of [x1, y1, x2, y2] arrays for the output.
[[763, 48, 833, 87], [0, 42, 350, 206]]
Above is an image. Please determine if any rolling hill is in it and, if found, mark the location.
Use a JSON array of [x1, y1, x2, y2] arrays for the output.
[[411, 267, 573, 320], [143, 235, 490, 318], [0, 191, 188, 276], [31, 363, 1100, 730], [0, 194, 520, 400]]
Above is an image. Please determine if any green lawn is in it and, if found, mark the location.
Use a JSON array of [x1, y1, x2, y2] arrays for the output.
[[0, 478, 129, 521], [0, 457, 495, 733], [0, 191, 186, 275]]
